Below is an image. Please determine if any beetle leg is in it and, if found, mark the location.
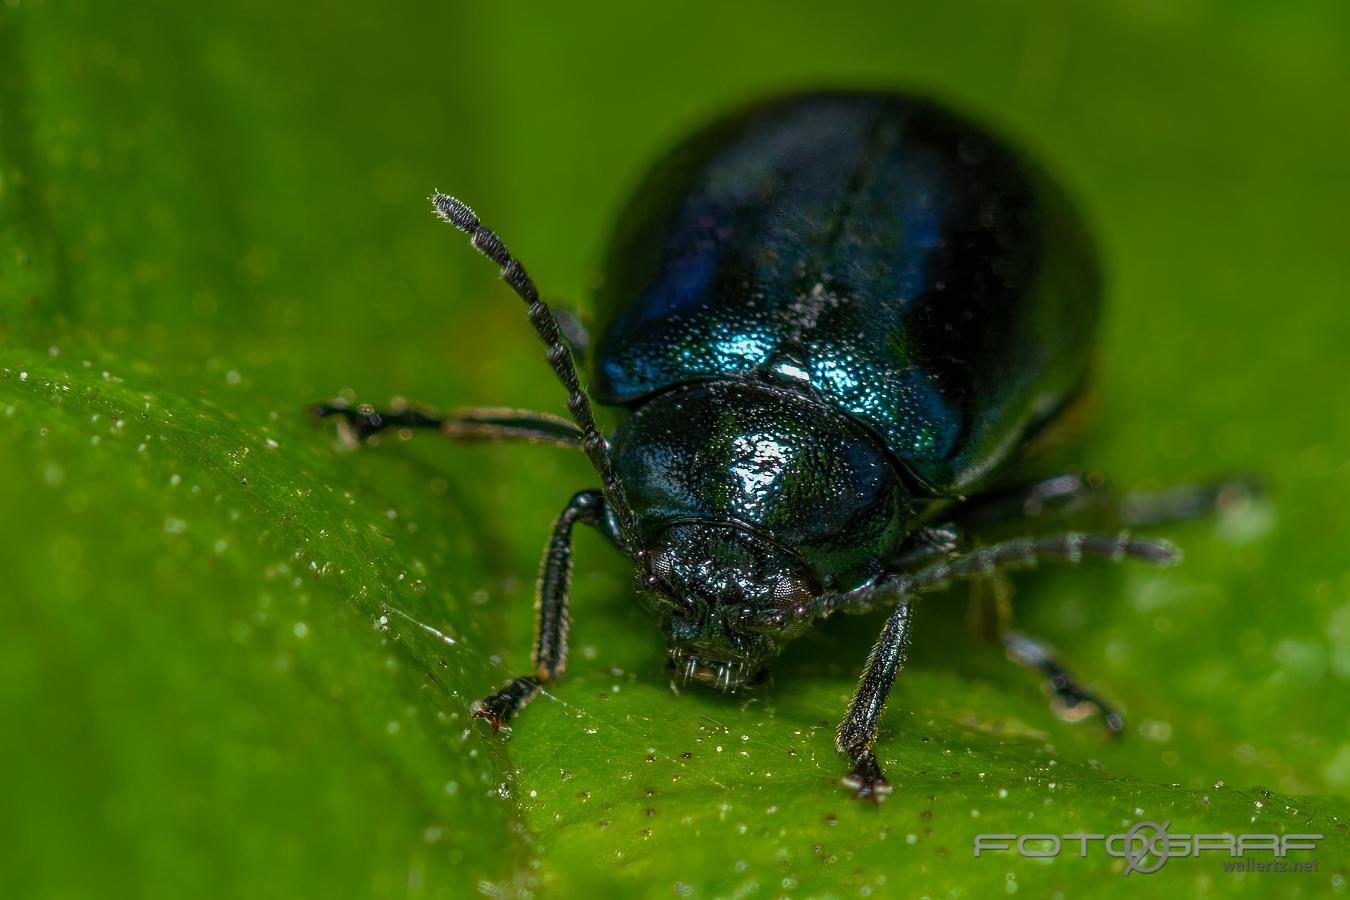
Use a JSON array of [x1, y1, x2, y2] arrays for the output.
[[888, 523, 963, 570], [965, 568, 1014, 642], [312, 402, 582, 447], [953, 472, 1105, 532], [968, 573, 1123, 732], [829, 531, 1171, 800], [1002, 630, 1124, 733], [1113, 475, 1262, 527], [823, 530, 1178, 617], [955, 471, 1260, 533], [472, 490, 625, 730], [837, 600, 913, 803]]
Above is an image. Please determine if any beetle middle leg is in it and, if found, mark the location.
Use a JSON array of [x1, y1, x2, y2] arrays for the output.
[[312, 402, 583, 447], [472, 489, 626, 729]]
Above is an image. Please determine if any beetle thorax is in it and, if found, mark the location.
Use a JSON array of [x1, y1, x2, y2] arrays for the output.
[[611, 380, 913, 591], [611, 379, 914, 689]]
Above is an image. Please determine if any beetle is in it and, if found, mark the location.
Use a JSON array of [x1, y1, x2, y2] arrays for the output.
[[315, 91, 1245, 800]]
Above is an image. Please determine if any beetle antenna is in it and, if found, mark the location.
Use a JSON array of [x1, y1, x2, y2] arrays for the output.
[[431, 192, 635, 536]]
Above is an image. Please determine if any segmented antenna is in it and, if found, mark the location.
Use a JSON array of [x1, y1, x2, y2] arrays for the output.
[[431, 193, 635, 537]]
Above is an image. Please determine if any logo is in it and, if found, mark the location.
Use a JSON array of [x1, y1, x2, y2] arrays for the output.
[[974, 823, 1322, 876]]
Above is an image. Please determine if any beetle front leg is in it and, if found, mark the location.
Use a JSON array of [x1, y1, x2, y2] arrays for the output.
[[472, 489, 625, 729], [837, 600, 914, 803]]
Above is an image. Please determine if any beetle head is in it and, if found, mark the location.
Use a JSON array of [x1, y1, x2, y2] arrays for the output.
[[635, 521, 820, 691]]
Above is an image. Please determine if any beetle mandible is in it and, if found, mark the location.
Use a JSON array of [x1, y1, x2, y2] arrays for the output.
[[316, 91, 1243, 800]]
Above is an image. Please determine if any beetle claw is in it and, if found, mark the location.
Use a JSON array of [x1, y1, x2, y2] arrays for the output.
[[841, 753, 892, 804], [470, 704, 505, 733], [1048, 685, 1125, 736], [310, 402, 383, 446], [471, 676, 541, 734]]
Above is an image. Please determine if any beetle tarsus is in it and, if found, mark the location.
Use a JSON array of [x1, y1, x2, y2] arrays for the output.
[[311, 402, 440, 441], [311, 403, 385, 440], [471, 675, 542, 730], [1003, 630, 1125, 734], [841, 752, 892, 803]]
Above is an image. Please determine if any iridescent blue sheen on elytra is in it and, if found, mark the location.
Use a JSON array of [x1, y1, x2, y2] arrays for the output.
[[593, 92, 1099, 494], [333, 91, 1164, 799]]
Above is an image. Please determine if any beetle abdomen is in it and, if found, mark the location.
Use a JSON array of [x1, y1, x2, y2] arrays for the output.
[[592, 91, 1100, 495]]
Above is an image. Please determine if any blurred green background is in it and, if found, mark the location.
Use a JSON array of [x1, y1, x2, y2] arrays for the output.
[[1, 0, 1347, 897]]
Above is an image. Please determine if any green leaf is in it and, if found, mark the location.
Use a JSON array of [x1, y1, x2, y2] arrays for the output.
[[2, 1, 1347, 897]]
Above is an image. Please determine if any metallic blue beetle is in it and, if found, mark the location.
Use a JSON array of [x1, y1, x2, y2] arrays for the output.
[[317, 92, 1238, 800]]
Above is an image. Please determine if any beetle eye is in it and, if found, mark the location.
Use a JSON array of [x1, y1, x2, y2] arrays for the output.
[[637, 556, 697, 618], [739, 577, 816, 634], [646, 547, 674, 582]]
